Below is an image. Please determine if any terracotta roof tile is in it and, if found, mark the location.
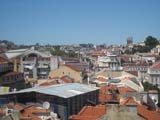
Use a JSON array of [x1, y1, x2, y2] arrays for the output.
[[125, 71, 138, 77], [65, 64, 81, 72], [91, 51, 105, 57], [7, 103, 24, 111], [136, 60, 148, 66], [150, 61, 160, 69], [97, 77, 107, 82], [39, 80, 59, 86], [137, 105, 160, 120], [20, 105, 51, 120], [69, 105, 106, 120], [0, 109, 5, 115], [98, 85, 135, 103], [120, 97, 138, 106], [118, 86, 135, 94], [61, 76, 74, 83], [99, 85, 120, 103], [0, 56, 8, 63]]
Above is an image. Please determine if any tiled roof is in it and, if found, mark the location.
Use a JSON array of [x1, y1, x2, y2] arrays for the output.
[[99, 85, 120, 103], [96, 77, 107, 82], [39, 80, 59, 86], [0, 109, 5, 115], [99, 85, 135, 103], [7, 103, 24, 111], [66, 62, 89, 72], [65, 64, 81, 72], [40, 76, 74, 86], [61, 76, 74, 83], [118, 86, 135, 94], [125, 71, 138, 77], [121, 55, 131, 63], [136, 60, 148, 66], [137, 104, 160, 120], [0, 56, 8, 63], [69, 105, 106, 120], [2, 103, 53, 120], [91, 51, 105, 57], [120, 97, 138, 106], [150, 61, 160, 69]]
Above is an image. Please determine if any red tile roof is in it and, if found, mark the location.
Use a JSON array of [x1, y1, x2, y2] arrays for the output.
[[39, 80, 59, 86], [120, 97, 138, 106], [61, 76, 74, 83], [136, 60, 148, 66], [65, 64, 81, 72], [99, 85, 120, 103], [96, 77, 107, 82], [0, 109, 5, 115], [7, 103, 24, 111], [91, 51, 105, 57], [150, 61, 160, 69], [20, 105, 51, 120], [69, 105, 106, 120], [118, 86, 135, 94], [125, 71, 138, 77], [0, 56, 8, 63], [121, 55, 131, 63], [137, 105, 160, 120], [99, 85, 135, 103]]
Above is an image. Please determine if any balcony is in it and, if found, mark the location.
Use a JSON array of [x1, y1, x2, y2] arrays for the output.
[[148, 69, 160, 75], [38, 71, 47, 75], [37, 65, 48, 68]]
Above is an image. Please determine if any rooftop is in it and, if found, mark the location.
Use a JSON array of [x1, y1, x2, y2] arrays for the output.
[[3, 83, 99, 98], [69, 105, 106, 120], [150, 61, 160, 69], [0, 56, 8, 63]]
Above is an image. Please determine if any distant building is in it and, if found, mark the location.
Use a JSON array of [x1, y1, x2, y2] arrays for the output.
[[127, 37, 133, 45], [0, 57, 25, 91], [123, 60, 150, 81], [151, 45, 160, 54], [97, 53, 121, 70], [1, 48, 58, 80], [49, 64, 84, 83], [148, 61, 160, 88]]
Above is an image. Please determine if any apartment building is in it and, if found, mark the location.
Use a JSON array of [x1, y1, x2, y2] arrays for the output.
[[148, 61, 160, 88], [0, 57, 25, 90], [97, 53, 121, 70], [1, 47, 58, 80]]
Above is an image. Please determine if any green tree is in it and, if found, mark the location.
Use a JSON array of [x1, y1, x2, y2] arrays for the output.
[[144, 36, 159, 50]]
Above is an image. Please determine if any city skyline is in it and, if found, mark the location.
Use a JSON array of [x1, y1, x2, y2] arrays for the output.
[[0, 0, 160, 45]]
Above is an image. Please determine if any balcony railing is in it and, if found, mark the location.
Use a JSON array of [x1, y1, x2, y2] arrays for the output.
[[148, 69, 160, 75]]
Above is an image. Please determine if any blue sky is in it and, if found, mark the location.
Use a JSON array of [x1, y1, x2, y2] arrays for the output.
[[0, 0, 160, 45]]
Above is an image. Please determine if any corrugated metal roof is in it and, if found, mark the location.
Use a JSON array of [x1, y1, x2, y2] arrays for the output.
[[5, 52, 24, 59], [2, 83, 99, 98]]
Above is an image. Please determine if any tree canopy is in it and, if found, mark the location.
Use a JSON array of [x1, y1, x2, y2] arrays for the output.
[[144, 36, 159, 50]]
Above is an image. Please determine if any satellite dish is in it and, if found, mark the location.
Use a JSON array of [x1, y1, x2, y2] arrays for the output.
[[151, 96, 158, 105], [43, 101, 50, 109]]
